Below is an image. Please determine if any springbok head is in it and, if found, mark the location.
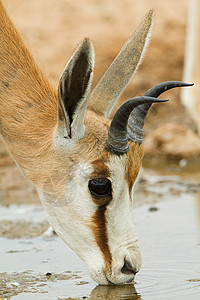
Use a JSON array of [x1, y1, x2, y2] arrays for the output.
[[0, 4, 192, 285], [37, 11, 192, 284]]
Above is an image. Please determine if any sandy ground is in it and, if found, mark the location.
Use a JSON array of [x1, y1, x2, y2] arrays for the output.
[[0, 271, 82, 299]]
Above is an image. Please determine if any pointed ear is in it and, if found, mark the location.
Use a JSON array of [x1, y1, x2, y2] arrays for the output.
[[57, 38, 94, 140], [88, 10, 154, 117]]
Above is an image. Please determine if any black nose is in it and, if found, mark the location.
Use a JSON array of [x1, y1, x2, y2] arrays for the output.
[[121, 258, 138, 275]]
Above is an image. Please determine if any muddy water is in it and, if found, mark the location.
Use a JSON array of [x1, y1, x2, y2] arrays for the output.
[[0, 165, 200, 299]]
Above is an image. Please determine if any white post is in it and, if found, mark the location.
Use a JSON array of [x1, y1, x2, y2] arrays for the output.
[[182, 0, 200, 133]]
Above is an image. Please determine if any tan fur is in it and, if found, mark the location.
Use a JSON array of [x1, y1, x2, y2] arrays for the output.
[[0, 1, 57, 179], [0, 1, 149, 190], [0, 0, 150, 284], [0, 2, 106, 187], [90, 153, 110, 179], [126, 143, 144, 199]]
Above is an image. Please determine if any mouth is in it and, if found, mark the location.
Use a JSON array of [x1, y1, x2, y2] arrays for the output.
[[125, 276, 135, 284], [105, 275, 114, 285], [105, 274, 135, 285]]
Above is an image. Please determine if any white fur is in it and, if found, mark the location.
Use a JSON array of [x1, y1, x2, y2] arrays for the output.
[[38, 155, 141, 285], [104, 154, 142, 284], [37, 162, 109, 284]]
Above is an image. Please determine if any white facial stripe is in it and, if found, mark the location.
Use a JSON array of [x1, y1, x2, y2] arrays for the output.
[[104, 154, 142, 281]]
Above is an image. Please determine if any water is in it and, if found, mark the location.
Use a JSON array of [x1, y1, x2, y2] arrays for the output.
[[135, 195, 200, 300], [0, 168, 200, 299]]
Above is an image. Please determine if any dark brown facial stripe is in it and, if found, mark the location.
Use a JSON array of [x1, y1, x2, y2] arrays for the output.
[[90, 153, 112, 271], [90, 153, 110, 179], [91, 206, 112, 272], [90, 154, 112, 206]]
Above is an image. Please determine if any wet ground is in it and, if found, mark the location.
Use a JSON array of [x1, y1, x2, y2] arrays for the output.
[[0, 162, 200, 299]]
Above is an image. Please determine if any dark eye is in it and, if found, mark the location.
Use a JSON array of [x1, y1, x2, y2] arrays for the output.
[[88, 178, 112, 198]]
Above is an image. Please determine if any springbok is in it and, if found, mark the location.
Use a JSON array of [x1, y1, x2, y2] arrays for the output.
[[182, 0, 200, 133], [0, 1, 192, 285]]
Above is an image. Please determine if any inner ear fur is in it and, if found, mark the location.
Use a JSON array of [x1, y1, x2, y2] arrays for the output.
[[58, 38, 95, 139]]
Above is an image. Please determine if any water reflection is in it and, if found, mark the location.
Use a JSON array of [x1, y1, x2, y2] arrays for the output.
[[90, 284, 141, 300]]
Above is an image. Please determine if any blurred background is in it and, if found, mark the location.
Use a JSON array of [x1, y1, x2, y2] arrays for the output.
[[1, 0, 200, 206], [3, 0, 198, 158]]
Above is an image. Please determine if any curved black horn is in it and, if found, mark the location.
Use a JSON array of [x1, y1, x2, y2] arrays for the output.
[[144, 81, 193, 97], [127, 81, 194, 144], [107, 96, 168, 155]]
